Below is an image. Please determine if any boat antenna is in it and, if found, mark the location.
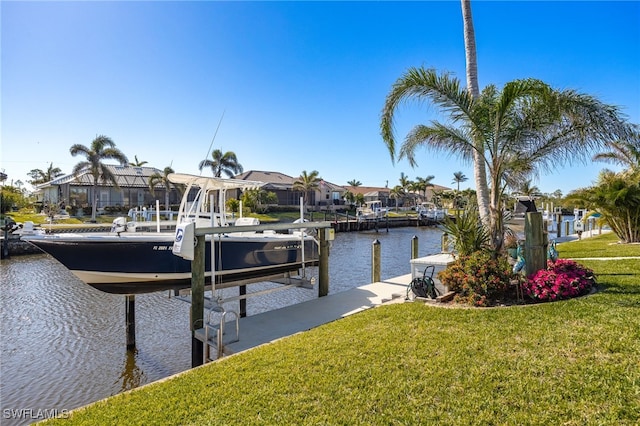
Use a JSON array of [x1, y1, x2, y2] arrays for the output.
[[200, 110, 226, 176]]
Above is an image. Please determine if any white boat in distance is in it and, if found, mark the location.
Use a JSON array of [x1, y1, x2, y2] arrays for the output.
[[22, 173, 319, 294], [356, 200, 388, 222], [417, 202, 447, 222]]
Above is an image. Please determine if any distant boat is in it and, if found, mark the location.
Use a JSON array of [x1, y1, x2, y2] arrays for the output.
[[356, 200, 388, 222], [23, 173, 319, 295], [416, 202, 447, 222]]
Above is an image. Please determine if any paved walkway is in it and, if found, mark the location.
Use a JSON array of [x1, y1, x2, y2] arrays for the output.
[[203, 274, 412, 358]]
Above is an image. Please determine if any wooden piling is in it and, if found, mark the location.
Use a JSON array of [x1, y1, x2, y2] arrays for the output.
[[125, 295, 135, 349], [372, 239, 381, 283], [318, 228, 329, 297], [239, 285, 247, 317], [411, 235, 418, 259], [524, 212, 546, 277], [441, 232, 450, 253], [191, 234, 205, 368], [2, 218, 10, 259]]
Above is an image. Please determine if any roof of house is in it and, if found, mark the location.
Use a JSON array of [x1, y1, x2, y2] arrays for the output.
[[344, 186, 390, 196], [236, 170, 346, 192], [430, 184, 452, 192], [235, 170, 296, 190], [37, 165, 163, 189]]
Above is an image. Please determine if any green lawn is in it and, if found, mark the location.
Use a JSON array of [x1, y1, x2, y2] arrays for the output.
[[557, 231, 640, 258], [45, 233, 640, 425]]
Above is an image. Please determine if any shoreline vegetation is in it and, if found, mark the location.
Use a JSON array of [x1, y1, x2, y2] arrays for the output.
[[42, 232, 640, 425]]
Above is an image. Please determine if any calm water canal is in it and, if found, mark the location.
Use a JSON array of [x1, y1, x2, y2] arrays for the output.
[[1, 226, 441, 425]]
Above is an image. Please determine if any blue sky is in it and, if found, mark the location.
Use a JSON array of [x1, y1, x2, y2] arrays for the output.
[[2, 1, 639, 196]]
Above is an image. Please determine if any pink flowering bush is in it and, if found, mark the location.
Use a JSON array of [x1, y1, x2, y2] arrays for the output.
[[522, 259, 596, 302]]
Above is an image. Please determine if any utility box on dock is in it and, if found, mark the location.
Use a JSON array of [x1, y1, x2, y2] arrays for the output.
[[172, 222, 195, 260], [410, 253, 455, 295]]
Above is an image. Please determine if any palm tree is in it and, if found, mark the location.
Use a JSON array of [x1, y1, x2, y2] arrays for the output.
[[415, 175, 435, 201], [381, 70, 629, 251], [149, 166, 180, 211], [343, 190, 356, 208], [461, 0, 491, 223], [70, 135, 128, 222], [128, 155, 148, 167], [567, 169, 640, 243], [451, 171, 468, 209], [452, 172, 468, 192], [198, 149, 243, 178], [397, 172, 411, 191], [407, 181, 422, 207], [293, 170, 321, 207], [514, 180, 541, 198], [27, 163, 64, 186], [347, 179, 362, 187], [396, 173, 413, 207], [389, 185, 405, 211], [593, 137, 640, 173]]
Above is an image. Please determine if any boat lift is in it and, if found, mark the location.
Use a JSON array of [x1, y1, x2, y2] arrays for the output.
[[173, 189, 333, 367], [182, 220, 332, 364]]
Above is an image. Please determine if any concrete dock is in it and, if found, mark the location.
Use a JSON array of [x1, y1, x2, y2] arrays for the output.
[[199, 274, 412, 358]]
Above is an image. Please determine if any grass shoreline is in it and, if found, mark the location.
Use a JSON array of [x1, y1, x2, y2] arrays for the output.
[[43, 233, 640, 425]]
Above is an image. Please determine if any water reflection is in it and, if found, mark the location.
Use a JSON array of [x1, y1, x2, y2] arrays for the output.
[[116, 349, 143, 393], [0, 226, 441, 425]]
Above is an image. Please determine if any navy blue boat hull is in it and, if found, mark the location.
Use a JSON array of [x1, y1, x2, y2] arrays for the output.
[[24, 234, 319, 294]]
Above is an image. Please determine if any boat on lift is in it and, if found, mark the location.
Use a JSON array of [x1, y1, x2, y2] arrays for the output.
[[22, 173, 319, 295], [416, 202, 447, 222], [356, 200, 388, 222]]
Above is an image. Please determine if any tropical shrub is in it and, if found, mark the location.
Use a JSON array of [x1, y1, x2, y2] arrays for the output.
[[566, 169, 640, 243], [522, 259, 596, 302], [437, 251, 515, 307], [241, 189, 278, 213], [1, 186, 27, 213], [440, 204, 490, 256]]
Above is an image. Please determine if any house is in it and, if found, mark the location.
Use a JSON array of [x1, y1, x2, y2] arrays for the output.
[[235, 170, 347, 210], [417, 184, 452, 207], [345, 183, 452, 208], [34, 167, 349, 216], [344, 186, 392, 207], [35, 166, 180, 214]]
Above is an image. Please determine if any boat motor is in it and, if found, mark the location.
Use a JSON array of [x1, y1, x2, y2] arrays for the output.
[[111, 217, 127, 235]]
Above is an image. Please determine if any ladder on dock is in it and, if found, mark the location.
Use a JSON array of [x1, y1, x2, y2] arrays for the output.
[[195, 304, 240, 362], [179, 272, 316, 361]]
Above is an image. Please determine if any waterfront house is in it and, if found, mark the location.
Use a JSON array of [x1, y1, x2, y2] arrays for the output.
[[235, 170, 347, 210], [345, 186, 392, 207], [345, 183, 452, 209], [34, 166, 180, 215]]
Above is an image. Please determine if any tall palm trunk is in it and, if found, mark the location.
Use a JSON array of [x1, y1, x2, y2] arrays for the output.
[[461, 0, 491, 228], [91, 183, 98, 222]]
